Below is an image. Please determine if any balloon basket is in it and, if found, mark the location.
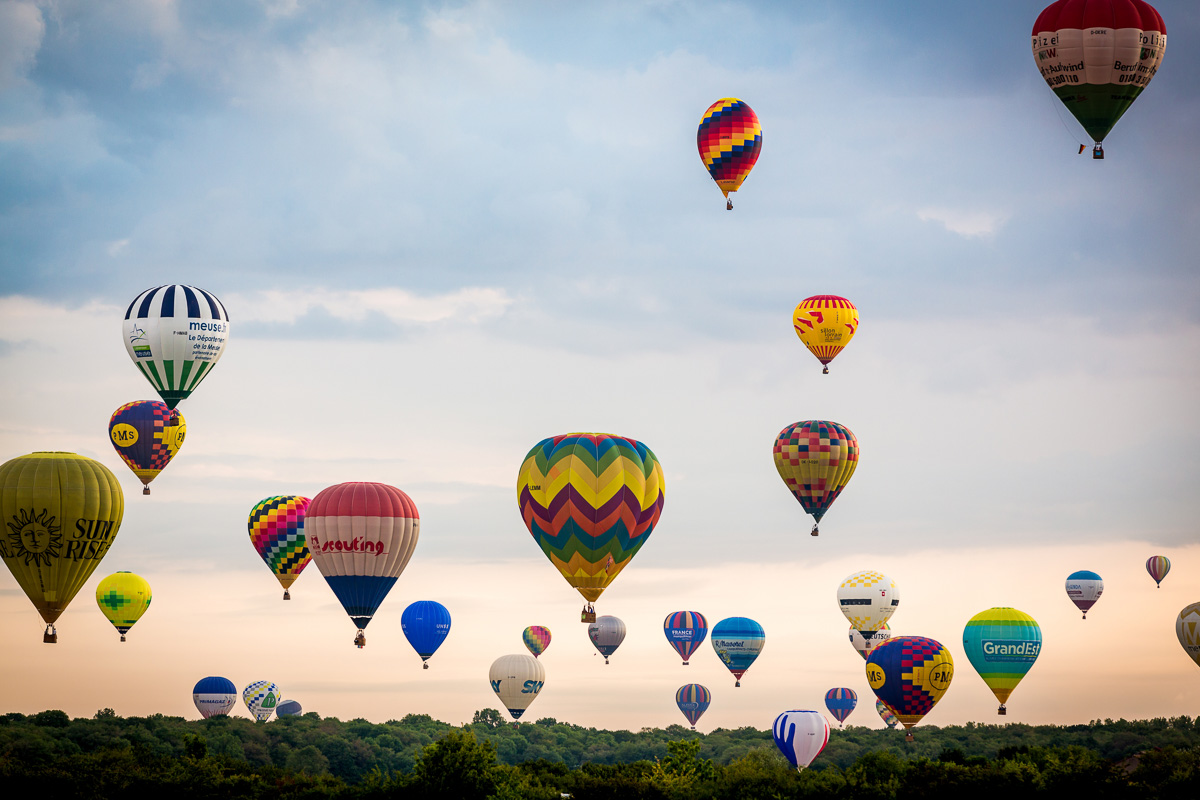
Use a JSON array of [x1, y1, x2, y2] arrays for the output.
[[354, 631, 366, 649], [283, 590, 290, 600], [811, 524, 819, 537], [423, 663, 429, 670], [822, 366, 829, 375], [604, 658, 609, 665], [581, 606, 596, 623], [43, 625, 57, 644], [682, 661, 689, 666], [120, 634, 126, 643], [735, 680, 741, 688], [1092, 144, 1104, 160], [726, 199, 733, 210], [905, 733, 914, 742], [998, 705, 1006, 716], [143, 486, 150, 495]]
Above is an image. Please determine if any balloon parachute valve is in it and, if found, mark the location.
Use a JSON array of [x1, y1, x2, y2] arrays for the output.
[[1092, 143, 1104, 159], [142, 486, 150, 495]]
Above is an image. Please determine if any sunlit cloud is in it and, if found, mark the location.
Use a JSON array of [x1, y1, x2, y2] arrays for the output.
[[916, 207, 1010, 238]]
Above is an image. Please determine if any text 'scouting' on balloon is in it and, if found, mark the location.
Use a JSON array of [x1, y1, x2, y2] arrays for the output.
[[664, 611, 708, 665], [517, 433, 664, 623], [402, 600, 452, 669], [866, 636, 954, 741], [0, 452, 124, 643], [243, 680, 279, 722], [523, 625, 551, 658], [1146, 555, 1170, 588], [1065, 570, 1103, 619], [962, 607, 1042, 716], [676, 684, 711, 731], [1031, 0, 1166, 159], [108, 401, 185, 495], [248, 496, 311, 600], [122, 285, 229, 409], [825, 688, 857, 727], [95, 571, 151, 643], [773, 420, 859, 536], [194, 677, 238, 719], [306, 482, 420, 648], [711, 617, 765, 687], [793, 296, 859, 375], [489, 654, 545, 721], [697, 98, 762, 210], [772, 710, 829, 771]]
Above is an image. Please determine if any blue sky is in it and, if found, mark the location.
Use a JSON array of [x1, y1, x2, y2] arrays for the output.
[[2, 1, 1199, 728]]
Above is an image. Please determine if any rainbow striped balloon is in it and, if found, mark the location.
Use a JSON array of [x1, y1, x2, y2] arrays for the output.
[[248, 496, 312, 600], [523, 625, 552, 658], [675, 684, 712, 730], [697, 98, 762, 208], [663, 611, 708, 665], [1146, 555, 1171, 588], [517, 433, 664, 610]]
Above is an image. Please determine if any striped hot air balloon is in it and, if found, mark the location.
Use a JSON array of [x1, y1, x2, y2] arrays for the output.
[[122, 285, 229, 409], [108, 401, 186, 495], [1146, 555, 1171, 588], [663, 611, 708, 665], [793, 295, 859, 374], [773, 420, 859, 535], [517, 433, 664, 621], [697, 98, 762, 209], [675, 684, 711, 730], [824, 688, 858, 727]]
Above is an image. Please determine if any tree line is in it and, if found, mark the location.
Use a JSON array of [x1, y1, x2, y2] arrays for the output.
[[1, 709, 1197, 798]]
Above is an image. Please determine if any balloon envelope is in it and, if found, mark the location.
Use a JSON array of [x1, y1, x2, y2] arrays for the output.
[[523, 625, 551, 658], [588, 615, 626, 663], [962, 607, 1042, 714], [711, 617, 765, 686], [95, 572, 151, 641], [824, 688, 857, 726], [675, 684, 711, 730], [850, 624, 891, 660], [489, 654, 545, 720], [1176, 603, 1200, 669], [248, 496, 311, 599], [276, 700, 303, 717], [1031, 0, 1166, 143], [876, 698, 899, 728], [517, 433, 664, 606], [0, 452, 124, 640], [838, 570, 899, 634], [773, 421, 859, 533], [772, 710, 829, 771], [306, 482, 419, 642], [664, 611, 708, 665], [793, 296, 859, 371], [243, 680, 279, 722], [1146, 555, 1171, 587], [122, 284, 229, 409], [193, 677, 237, 719], [697, 98, 762, 201], [402, 600, 452, 666], [866, 636, 954, 733], [1065, 570, 1103, 618], [108, 401, 185, 493]]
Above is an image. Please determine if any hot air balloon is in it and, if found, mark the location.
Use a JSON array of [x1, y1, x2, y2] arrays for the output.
[[402, 600, 452, 669], [193, 677, 237, 719], [276, 700, 303, 717], [588, 615, 626, 664], [962, 608, 1042, 716], [675, 684, 712, 731], [0, 452, 124, 642], [122, 285, 229, 409], [306, 482, 419, 648], [95, 572, 151, 642], [1065, 570, 1103, 619], [838, 570, 899, 637], [1177, 603, 1200, 669], [866, 636, 954, 741], [517, 433, 664, 622], [772, 710, 830, 771], [523, 626, 551, 658], [1031, 0, 1166, 159], [697, 98, 762, 210], [773, 420, 859, 535], [793, 296, 859, 375], [108, 401, 186, 495], [489, 654, 545, 721], [1147, 556, 1171, 588], [876, 698, 899, 729], [824, 688, 857, 727], [664, 611, 708, 665], [850, 624, 891, 660], [248, 496, 311, 600], [243, 680, 279, 722], [711, 617, 765, 687]]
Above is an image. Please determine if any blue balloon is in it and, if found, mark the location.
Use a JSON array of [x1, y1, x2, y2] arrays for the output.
[[276, 699, 303, 716], [401, 600, 452, 668], [711, 616, 765, 687], [193, 676, 237, 719], [824, 687, 857, 726]]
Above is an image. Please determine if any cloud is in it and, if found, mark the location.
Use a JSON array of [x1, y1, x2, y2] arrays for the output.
[[0, 1, 44, 90], [916, 207, 1009, 238], [226, 286, 515, 326]]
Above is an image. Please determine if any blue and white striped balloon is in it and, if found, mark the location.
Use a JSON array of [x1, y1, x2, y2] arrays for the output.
[[772, 710, 830, 771]]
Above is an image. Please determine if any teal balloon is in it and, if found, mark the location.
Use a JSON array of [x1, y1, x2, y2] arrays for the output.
[[962, 607, 1042, 715]]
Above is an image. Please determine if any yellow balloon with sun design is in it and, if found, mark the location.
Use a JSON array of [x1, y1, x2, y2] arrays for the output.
[[96, 572, 152, 642], [0, 452, 125, 642]]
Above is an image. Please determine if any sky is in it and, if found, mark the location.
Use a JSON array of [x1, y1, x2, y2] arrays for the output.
[[1, 0, 1199, 734]]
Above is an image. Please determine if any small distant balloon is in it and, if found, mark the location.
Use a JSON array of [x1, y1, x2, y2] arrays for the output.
[[772, 710, 829, 771], [1146, 556, 1171, 588], [402, 600, 452, 669], [243, 680, 280, 723], [276, 700, 303, 717], [675, 684, 712, 730], [588, 615, 627, 665], [108, 401, 185, 495], [523, 626, 551, 658], [824, 688, 857, 727], [1065, 570, 1103, 619], [663, 611, 708, 665], [489, 654, 545, 721], [95, 572, 151, 642], [793, 296, 859, 374], [711, 617, 765, 687], [876, 698, 899, 729], [193, 677, 237, 719]]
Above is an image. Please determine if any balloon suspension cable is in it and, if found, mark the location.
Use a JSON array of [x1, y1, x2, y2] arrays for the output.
[[43, 624, 57, 644], [283, 590, 290, 600], [354, 630, 366, 649], [143, 486, 151, 495], [1045, 85, 1087, 153], [811, 524, 819, 537], [998, 704, 1006, 716]]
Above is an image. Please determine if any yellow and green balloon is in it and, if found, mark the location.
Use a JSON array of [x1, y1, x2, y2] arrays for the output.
[[96, 572, 152, 642], [962, 607, 1041, 716]]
